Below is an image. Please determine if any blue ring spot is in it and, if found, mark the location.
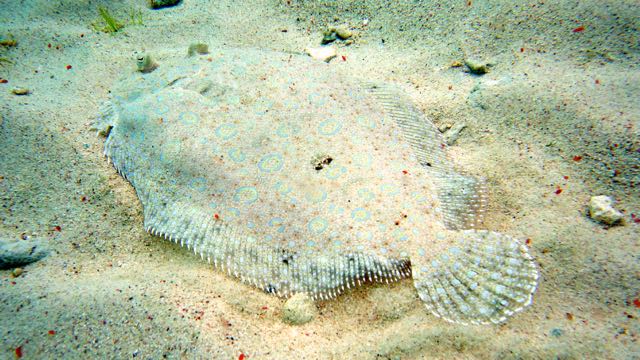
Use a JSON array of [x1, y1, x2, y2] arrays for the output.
[[356, 115, 376, 129], [258, 153, 284, 173], [224, 207, 240, 220], [215, 123, 238, 140], [276, 123, 300, 138], [325, 165, 346, 180], [351, 208, 371, 222], [357, 188, 375, 201], [188, 177, 207, 192], [233, 186, 258, 205], [228, 148, 246, 163], [274, 181, 292, 195], [304, 188, 327, 203], [268, 217, 285, 233], [307, 217, 328, 234], [393, 228, 409, 241], [179, 111, 199, 126], [318, 118, 342, 136]]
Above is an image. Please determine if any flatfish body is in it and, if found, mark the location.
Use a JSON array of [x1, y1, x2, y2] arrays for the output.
[[96, 47, 538, 324]]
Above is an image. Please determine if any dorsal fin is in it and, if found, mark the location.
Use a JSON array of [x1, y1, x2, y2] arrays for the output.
[[364, 83, 486, 229]]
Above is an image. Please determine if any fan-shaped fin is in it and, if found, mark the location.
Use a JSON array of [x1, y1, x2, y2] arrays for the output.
[[411, 230, 538, 324]]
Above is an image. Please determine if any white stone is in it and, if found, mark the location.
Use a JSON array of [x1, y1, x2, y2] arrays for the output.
[[304, 46, 337, 63], [282, 293, 317, 325], [588, 195, 623, 225]]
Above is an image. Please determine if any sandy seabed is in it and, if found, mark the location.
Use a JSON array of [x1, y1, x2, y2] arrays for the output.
[[0, 0, 638, 358]]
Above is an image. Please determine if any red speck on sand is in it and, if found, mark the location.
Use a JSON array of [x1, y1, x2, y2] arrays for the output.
[[66, 65, 72, 70], [572, 26, 585, 33], [555, 188, 563, 195]]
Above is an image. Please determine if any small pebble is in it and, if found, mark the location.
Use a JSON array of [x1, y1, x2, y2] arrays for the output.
[[11, 267, 23, 277], [588, 195, 624, 225], [322, 26, 353, 44], [304, 46, 337, 63], [335, 26, 352, 40], [321, 30, 337, 45], [464, 59, 490, 74], [282, 293, 317, 325], [11, 87, 29, 95], [147, 0, 181, 9]]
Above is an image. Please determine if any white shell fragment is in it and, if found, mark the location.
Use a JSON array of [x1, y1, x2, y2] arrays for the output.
[[589, 195, 624, 225], [304, 46, 337, 62]]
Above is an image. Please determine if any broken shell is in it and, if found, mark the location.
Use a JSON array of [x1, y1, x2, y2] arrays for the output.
[[304, 46, 337, 63]]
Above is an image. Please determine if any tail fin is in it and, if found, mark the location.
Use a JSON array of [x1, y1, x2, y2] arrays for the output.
[[412, 230, 538, 324]]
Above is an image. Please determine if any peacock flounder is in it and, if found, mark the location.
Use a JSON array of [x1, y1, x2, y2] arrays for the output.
[[95, 46, 538, 325]]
